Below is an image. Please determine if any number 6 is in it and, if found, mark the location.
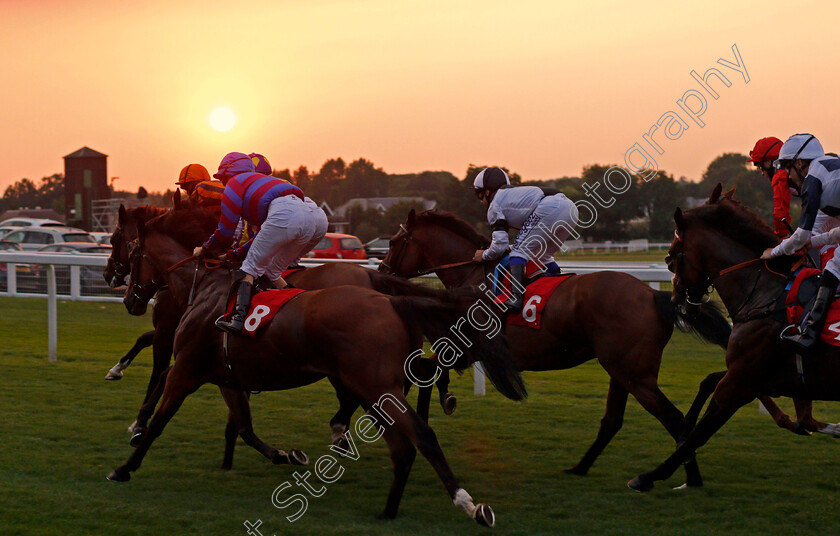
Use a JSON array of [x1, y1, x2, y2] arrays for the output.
[[522, 295, 541, 323]]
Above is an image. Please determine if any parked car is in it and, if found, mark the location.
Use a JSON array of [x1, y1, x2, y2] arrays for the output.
[[308, 233, 367, 260], [364, 237, 390, 260], [90, 232, 112, 245], [0, 240, 41, 291], [1, 227, 96, 251], [0, 217, 64, 228], [36, 242, 112, 293]]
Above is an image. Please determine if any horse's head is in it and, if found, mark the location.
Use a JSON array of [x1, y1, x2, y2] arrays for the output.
[[666, 206, 713, 307], [104, 205, 132, 288], [379, 209, 434, 277], [123, 219, 166, 316]]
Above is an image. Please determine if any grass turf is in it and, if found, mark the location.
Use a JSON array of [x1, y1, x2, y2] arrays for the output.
[[1, 297, 839, 535]]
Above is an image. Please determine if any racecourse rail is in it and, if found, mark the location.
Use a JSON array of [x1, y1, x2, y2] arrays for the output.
[[0, 252, 671, 395]]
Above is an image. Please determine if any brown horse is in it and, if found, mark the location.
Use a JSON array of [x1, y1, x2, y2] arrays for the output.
[[628, 184, 840, 492], [380, 208, 739, 485], [104, 202, 449, 460], [108, 207, 526, 526]]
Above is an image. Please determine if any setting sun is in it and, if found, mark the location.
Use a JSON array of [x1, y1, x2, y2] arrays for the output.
[[208, 107, 236, 132]]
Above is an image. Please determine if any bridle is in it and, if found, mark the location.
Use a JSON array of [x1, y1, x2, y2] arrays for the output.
[[127, 239, 167, 303], [379, 223, 480, 286]]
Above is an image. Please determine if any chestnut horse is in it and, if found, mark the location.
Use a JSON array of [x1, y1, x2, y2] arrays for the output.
[[103, 202, 448, 463], [380, 208, 737, 485], [628, 184, 840, 492], [108, 207, 526, 526]]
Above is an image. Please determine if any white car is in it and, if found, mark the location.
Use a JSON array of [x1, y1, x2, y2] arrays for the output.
[[0, 217, 65, 228], [2, 227, 96, 251], [90, 232, 112, 246]]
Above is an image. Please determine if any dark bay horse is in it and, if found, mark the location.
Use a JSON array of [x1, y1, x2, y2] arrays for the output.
[[628, 184, 840, 492], [380, 208, 736, 484], [104, 202, 449, 460], [108, 208, 526, 526]]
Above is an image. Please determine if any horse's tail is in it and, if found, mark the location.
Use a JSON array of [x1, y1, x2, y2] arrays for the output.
[[367, 270, 451, 299], [388, 294, 527, 401], [653, 290, 731, 349]]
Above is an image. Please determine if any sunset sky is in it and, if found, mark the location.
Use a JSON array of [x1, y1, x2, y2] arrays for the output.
[[2, 0, 838, 194]]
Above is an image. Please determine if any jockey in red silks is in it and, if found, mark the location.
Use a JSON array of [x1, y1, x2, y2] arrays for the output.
[[748, 137, 790, 239], [193, 152, 326, 334], [472, 167, 578, 312]]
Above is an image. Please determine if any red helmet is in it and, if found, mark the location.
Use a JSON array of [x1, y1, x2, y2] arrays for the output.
[[748, 137, 783, 163]]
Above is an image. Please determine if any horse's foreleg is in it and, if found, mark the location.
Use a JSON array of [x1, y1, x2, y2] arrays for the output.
[[436, 368, 456, 416], [106, 330, 155, 380], [792, 398, 840, 436], [132, 325, 176, 434], [628, 374, 753, 492], [220, 388, 250, 470], [757, 395, 801, 434], [107, 366, 203, 482], [566, 377, 628, 476], [129, 366, 172, 446]]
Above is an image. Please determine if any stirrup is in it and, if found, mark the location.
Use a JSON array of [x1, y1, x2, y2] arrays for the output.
[[215, 314, 245, 334]]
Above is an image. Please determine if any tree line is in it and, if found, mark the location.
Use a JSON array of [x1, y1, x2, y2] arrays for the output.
[[1, 154, 777, 243]]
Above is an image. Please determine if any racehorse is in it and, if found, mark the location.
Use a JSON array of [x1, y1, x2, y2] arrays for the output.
[[628, 184, 840, 492], [108, 207, 526, 526], [380, 208, 736, 485], [104, 201, 450, 460]]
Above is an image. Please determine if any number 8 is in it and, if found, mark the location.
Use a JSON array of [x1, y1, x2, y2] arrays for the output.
[[245, 305, 271, 331]]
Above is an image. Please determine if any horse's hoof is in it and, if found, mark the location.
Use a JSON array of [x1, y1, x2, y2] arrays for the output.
[[332, 436, 350, 456], [627, 475, 653, 492], [106, 468, 130, 482], [793, 422, 813, 436], [442, 393, 457, 415], [288, 449, 309, 465], [474, 504, 495, 528], [129, 429, 145, 447], [105, 369, 123, 380], [563, 465, 588, 476], [817, 423, 840, 437]]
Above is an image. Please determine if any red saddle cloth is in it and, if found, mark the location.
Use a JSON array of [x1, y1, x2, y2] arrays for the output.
[[785, 268, 840, 346], [281, 266, 307, 279], [224, 288, 306, 337], [495, 274, 574, 329]]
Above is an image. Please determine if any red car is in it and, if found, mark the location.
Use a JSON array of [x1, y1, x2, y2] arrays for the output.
[[309, 233, 367, 260]]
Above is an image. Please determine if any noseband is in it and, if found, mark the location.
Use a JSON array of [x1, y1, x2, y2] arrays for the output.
[[380, 223, 479, 283]]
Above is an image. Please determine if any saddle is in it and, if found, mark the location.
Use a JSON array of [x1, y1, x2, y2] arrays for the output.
[[785, 268, 840, 346]]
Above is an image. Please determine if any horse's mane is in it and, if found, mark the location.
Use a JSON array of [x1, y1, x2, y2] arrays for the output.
[[415, 209, 491, 248], [145, 205, 219, 250], [127, 205, 167, 222], [685, 198, 779, 254]]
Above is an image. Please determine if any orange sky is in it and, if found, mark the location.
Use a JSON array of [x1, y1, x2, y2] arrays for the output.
[[2, 0, 839, 194]]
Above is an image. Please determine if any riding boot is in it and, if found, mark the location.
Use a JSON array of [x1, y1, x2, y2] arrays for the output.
[[783, 271, 839, 351], [215, 280, 253, 334], [506, 263, 526, 313]]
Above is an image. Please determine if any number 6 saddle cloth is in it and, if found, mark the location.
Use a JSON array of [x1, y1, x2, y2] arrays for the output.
[[494, 271, 574, 329], [223, 288, 307, 337]]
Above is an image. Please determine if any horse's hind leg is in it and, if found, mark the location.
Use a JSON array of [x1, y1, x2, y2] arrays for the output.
[[792, 398, 840, 436], [105, 330, 155, 380], [379, 425, 417, 519], [565, 378, 628, 476], [629, 381, 704, 488], [218, 387, 306, 467], [107, 365, 203, 482], [373, 391, 495, 527], [437, 368, 456, 415]]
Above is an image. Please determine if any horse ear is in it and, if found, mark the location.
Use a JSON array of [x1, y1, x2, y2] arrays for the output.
[[118, 204, 126, 226], [407, 208, 416, 228], [708, 183, 723, 204], [723, 186, 737, 199], [674, 207, 686, 234], [137, 219, 146, 247], [173, 189, 182, 209]]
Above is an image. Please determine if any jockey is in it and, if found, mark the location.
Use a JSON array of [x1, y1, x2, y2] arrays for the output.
[[761, 133, 840, 350], [472, 167, 579, 312], [748, 137, 789, 239], [175, 164, 224, 218], [193, 152, 325, 334]]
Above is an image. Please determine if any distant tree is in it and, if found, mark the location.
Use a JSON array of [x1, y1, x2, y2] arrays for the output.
[[696, 153, 772, 222], [344, 158, 388, 198], [292, 165, 311, 191], [309, 157, 346, 205], [272, 168, 292, 182], [1, 173, 66, 214]]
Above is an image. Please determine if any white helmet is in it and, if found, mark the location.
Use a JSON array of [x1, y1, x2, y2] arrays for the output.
[[473, 167, 510, 191], [779, 134, 825, 162]]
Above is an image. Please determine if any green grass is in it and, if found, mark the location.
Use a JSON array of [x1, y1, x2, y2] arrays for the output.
[[1, 297, 839, 535]]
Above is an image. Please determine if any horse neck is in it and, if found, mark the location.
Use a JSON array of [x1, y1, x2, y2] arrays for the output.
[[420, 225, 485, 288], [696, 230, 782, 314], [145, 233, 200, 304]]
